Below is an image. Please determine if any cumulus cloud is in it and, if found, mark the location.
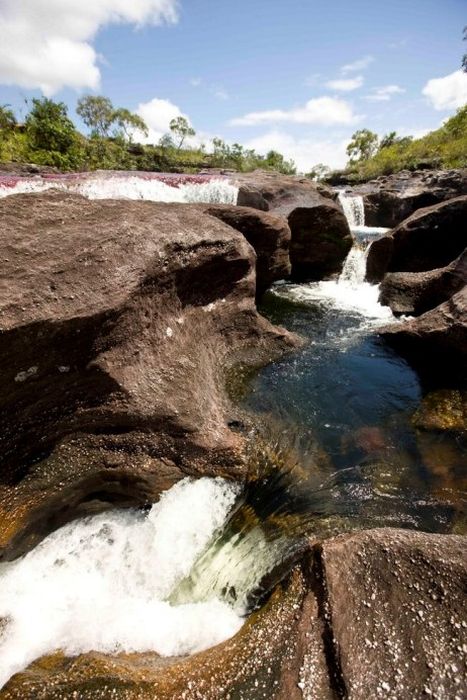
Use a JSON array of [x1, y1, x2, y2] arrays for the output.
[[365, 85, 405, 102], [422, 70, 467, 110], [0, 0, 179, 95], [341, 55, 374, 74], [229, 97, 359, 127], [136, 97, 187, 143], [243, 130, 349, 171], [326, 76, 364, 92]]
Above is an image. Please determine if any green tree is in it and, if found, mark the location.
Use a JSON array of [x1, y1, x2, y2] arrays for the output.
[[76, 95, 115, 138], [463, 26, 467, 72], [306, 163, 331, 181], [0, 104, 16, 135], [169, 116, 195, 150], [25, 98, 77, 153], [264, 150, 296, 175], [158, 133, 176, 149], [113, 108, 148, 142], [346, 129, 379, 163]]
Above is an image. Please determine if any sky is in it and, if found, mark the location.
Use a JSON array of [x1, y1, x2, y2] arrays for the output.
[[0, 0, 466, 171]]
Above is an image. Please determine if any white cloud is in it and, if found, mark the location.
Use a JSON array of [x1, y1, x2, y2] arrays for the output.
[[422, 70, 467, 110], [0, 0, 179, 95], [136, 97, 187, 143], [229, 96, 359, 127], [365, 85, 405, 102], [214, 88, 230, 101], [243, 130, 349, 171], [326, 76, 364, 92], [341, 55, 374, 74]]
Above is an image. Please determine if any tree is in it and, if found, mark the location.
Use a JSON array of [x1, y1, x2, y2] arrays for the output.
[[264, 150, 296, 175], [306, 163, 331, 181], [76, 95, 115, 138], [169, 116, 195, 150], [158, 133, 176, 149], [0, 105, 16, 135], [25, 98, 76, 153], [379, 132, 413, 150], [346, 129, 379, 163], [113, 108, 148, 142]]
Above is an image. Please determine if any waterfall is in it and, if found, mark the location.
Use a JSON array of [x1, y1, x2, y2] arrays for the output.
[[0, 173, 239, 205], [338, 243, 367, 286], [338, 191, 365, 228]]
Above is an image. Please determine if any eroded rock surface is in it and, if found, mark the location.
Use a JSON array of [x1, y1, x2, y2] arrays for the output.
[[234, 170, 352, 280], [0, 190, 296, 559], [366, 196, 467, 283]]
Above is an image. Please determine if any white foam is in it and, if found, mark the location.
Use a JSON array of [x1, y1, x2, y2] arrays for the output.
[[338, 192, 365, 228], [0, 477, 242, 688], [0, 175, 239, 205]]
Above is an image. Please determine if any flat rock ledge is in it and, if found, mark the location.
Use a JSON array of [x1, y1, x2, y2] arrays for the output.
[[1, 528, 466, 699]]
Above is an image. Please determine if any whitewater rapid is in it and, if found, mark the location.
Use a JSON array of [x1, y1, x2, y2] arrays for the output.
[[0, 478, 243, 688], [0, 173, 239, 205]]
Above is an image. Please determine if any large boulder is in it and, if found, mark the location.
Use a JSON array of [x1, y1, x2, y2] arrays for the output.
[[203, 205, 291, 296], [0, 190, 297, 559], [234, 170, 352, 280], [380, 287, 467, 385], [366, 195, 467, 283], [379, 249, 467, 315], [354, 168, 467, 228], [321, 528, 467, 700]]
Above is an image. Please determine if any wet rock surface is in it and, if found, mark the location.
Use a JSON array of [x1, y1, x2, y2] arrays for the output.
[[0, 189, 297, 559], [1, 529, 466, 699], [233, 170, 352, 280], [352, 168, 467, 228]]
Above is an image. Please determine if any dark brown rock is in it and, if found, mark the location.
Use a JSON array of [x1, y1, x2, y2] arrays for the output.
[[379, 249, 467, 315], [321, 528, 467, 700], [234, 170, 352, 280], [366, 195, 467, 283], [354, 168, 467, 228], [380, 287, 467, 385], [204, 204, 291, 296], [0, 190, 297, 558]]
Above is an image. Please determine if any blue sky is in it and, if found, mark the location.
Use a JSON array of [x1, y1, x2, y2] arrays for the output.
[[0, 0, 466, 170]]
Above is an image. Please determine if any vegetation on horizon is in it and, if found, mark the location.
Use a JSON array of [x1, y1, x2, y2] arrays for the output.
[[0, 95, 296, 175]]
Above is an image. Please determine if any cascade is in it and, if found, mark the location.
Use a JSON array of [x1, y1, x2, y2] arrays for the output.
[[338, 191, 365, 228]]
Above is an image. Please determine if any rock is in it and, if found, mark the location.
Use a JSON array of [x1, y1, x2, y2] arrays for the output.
[[0, 190, 297, 559], [412, 389, 467, 432], [380, 287, 467, 385], [0, 563, 334, 700], [379, 250, 467, 315], [234, 170, 352, 280], [353, 168, 467, 228], [203, 204, 291, 297], [321, 528, 467, 700], [288, 204, 353, 281], [366, 196, 467, 283]]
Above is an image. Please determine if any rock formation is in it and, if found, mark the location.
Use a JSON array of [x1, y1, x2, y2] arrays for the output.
[[0, 189, 297, 559]]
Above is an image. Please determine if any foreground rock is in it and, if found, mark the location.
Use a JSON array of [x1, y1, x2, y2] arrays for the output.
[[0, 190, 296, 559], [321, 528, 467, 699], [234, 170, 352, 280], [203, 204, 291, 296], [352, 168, 467, 228], [381, 287, 467, 385], [2, 529, 466, 699], [366, 196, 467, 283], [379, 249, 467, 316]]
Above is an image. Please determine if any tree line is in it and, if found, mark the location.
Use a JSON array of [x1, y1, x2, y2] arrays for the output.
[[0, 95, 296, 175]]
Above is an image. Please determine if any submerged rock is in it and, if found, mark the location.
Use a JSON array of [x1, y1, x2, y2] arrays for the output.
[[366, 195, 467, 283], [0, 190, 297, 559], [412, 389, 467, 432]]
